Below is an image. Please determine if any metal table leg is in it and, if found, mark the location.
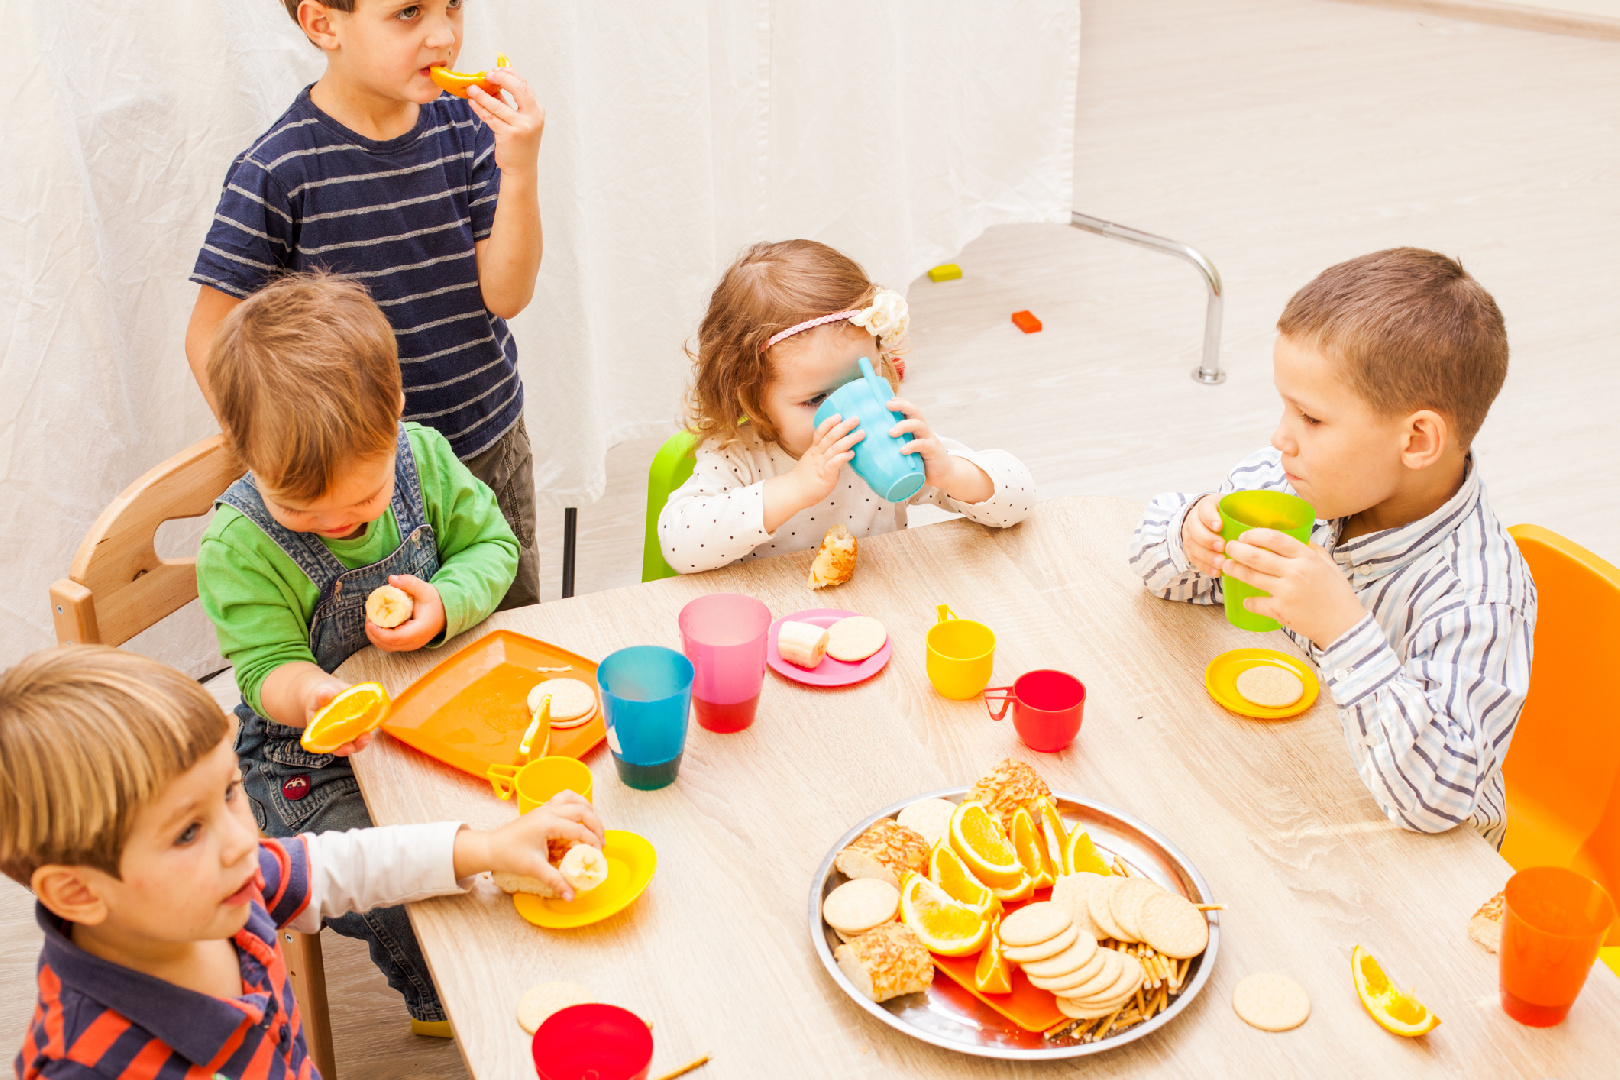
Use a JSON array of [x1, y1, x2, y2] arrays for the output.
[[561, 507, 577, 599]]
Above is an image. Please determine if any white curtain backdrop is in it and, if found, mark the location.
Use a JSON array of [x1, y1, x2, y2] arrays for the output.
[[1, 0, 1079, 674]]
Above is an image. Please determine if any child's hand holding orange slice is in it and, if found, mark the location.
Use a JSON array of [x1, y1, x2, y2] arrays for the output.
[[430, 53, 510, 99]]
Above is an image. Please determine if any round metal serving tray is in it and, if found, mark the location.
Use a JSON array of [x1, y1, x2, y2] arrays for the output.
[[808, 787, 1220, 1060]]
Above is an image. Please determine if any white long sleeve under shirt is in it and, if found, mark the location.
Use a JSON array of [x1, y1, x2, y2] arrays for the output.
[[282, 821, 470, 933]]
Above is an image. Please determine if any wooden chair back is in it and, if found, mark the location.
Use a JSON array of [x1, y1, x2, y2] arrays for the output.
[[48, 435, 239, 646]]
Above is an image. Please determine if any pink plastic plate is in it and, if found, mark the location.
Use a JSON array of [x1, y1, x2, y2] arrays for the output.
[[767, 608, 891, 687]]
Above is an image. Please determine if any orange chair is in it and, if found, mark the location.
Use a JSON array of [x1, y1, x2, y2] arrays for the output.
[[1503, 524, 1620, 973]]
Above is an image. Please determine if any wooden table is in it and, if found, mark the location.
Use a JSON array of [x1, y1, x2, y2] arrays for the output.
[[340, 496, 1620, 1078]]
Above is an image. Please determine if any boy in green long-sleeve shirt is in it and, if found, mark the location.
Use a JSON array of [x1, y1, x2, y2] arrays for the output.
[[197, 271, 518, 1033]]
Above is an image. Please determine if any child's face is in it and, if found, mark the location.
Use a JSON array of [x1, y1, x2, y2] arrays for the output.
[[762, 323, 880, 456], [1269, 334, 1413, 520], [95, 737, 263, 945], [259, 450, 396, 540], [319, 0, 466, 104]]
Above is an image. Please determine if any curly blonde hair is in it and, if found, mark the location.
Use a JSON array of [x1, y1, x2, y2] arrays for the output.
[[684, 240, 904, 448]]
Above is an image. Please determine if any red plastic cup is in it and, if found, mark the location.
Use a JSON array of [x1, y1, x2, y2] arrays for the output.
[[1500, 866, 1616, 1026], [532, 1003, 654, 1080], [678, 592, 771, 733], [982, 669, 1086, 752]]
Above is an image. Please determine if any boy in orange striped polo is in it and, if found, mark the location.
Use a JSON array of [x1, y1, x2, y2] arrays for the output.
[[3, 647, 603, 1079]]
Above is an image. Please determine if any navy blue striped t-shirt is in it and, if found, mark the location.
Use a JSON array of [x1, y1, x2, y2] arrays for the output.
[[192, 87, 522, 459]]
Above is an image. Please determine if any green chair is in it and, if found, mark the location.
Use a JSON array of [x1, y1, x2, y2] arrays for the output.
[[642, 429, 699, 581]]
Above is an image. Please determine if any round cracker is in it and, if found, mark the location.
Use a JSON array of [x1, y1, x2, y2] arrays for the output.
[[1064, 951, 1143, 1007], [896, 799, 957, 848], [1003, 922, 1080, 965], [1047, 946, 1122, 998], [1055, 996, 1125, 1019], [1138, 891, 1209, 959], [1234, 664, 1304, 708], [998, 901, 1072, 948], [1232, 972, 1311, 1032], [1020, 933, 1100, 980], [824, 616, 888, 662], [1108, 877, 1163, 944], [528, 678, 598, 722], [822, 878, 900, 937], [1051, 873, 1106, 940], [1088, 878, 1129, 942], [1026, 942, 1108, 991], [516, 981, 593, 1034]]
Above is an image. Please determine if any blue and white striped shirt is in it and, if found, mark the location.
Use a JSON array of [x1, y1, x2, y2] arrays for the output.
[[1127, 448, 1536, 847], [191, 87, 522, 459]]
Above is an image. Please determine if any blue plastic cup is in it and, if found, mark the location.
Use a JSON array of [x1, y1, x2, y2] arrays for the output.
[[813, 356, 926, 502], [596, 646, 693, 791]]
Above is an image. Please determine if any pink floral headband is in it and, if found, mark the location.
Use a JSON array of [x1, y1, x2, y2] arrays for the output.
[[762, 288, 911, 358]]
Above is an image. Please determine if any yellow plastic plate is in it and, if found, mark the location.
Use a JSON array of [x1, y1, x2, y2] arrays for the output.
[[513, 830, 656, 929], [1204, 648, 1319, 719]]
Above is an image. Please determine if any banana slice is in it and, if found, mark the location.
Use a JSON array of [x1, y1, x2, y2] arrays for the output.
[[365, 584, 414, 628], [778, 620, 829, 669], [559, 844, 609, 893]]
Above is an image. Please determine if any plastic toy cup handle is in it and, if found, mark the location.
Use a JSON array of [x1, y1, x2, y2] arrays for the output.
[[1218, 490, 1316, 633], [487, 762, 520, 801], [983, 685, 1016, 722]]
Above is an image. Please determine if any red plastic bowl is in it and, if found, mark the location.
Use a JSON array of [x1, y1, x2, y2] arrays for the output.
[[532, 1004, 654, 1080]]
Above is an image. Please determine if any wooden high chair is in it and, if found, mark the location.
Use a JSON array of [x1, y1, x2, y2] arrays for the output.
[[48, 434, 340, 1079]]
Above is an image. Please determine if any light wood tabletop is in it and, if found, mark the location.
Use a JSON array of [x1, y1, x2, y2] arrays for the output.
[[338, 496, 1620, 1079]]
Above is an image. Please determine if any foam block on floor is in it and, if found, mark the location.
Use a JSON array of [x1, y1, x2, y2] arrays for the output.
[[1011, 310, 1042, 333]]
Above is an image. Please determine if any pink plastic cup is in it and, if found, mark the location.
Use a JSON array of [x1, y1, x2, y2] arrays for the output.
[[532, 1003, 653, 1080], [679, 592, 772, 733]]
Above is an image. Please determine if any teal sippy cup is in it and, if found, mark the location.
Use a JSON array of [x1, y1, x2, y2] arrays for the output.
[[812, 357, 927, 502]]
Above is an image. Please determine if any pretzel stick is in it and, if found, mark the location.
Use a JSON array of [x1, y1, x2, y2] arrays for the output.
[[1096, 1005, 1127, 1040], [1195, 903, 1224, 911], [653, 1055, 710, 1080]]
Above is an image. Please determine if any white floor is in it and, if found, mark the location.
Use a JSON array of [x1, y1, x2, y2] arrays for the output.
[[5, 1, 1619, 1074]]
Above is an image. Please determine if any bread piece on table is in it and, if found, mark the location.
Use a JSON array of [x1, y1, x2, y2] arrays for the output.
[[807, 525, 858, 589], [833, 922, 934, 1003], [967, 759, 1053, 832], [1469, 890, 1505, 953], [833, 819, 929, 889]]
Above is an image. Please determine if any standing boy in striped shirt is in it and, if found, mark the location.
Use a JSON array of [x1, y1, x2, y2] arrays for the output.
[[1128, 248, 1535, 847], [186, 0, 544, 608]]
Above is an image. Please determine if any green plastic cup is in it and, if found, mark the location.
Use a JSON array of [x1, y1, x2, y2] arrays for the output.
[[1218, 490, 1316, 632]]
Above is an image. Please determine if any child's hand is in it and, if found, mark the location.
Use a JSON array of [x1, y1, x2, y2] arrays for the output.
[[366, 575, 445, 653], [471, 792, 606, 902], [790, 414, 864, 505], [1217, 529, 1367, 648], [302, 676, 375, 757], [468, 68, 545, 176], [1181, 494, 1226, 577], [887, 397, 993, 504]]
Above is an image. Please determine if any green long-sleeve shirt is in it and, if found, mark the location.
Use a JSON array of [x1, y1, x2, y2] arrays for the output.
[[198, 422, 519, 715]]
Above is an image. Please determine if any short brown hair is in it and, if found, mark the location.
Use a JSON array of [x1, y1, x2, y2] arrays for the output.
[[0, 647, 231, 884], [282, 0, 355, 22], [208, 271, 402, 500], [685, 240, 902, 447], [1276, 248, 1508, 448]]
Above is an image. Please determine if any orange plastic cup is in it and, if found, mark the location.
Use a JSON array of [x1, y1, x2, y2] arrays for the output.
[[487, 756, 594, 814], [1500, 865, 1616, 1026]]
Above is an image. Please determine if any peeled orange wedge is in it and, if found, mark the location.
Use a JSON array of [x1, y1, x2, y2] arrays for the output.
[[429, 52, 510, 98], [1351, 945, 1441, 1036], [928, 841, 998, 916], [899, 872, 991, 956], [1063, 827, 1113, 877], [301, 682, 391, 753], [1036, 798, 1069, 874], [949, 801, 1024, 889], [974, 916, 1013, 994], [1010, 807, 1056, 890]]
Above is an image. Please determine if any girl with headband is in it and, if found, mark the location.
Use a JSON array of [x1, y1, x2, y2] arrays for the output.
[[659, 239, 1035, 574]]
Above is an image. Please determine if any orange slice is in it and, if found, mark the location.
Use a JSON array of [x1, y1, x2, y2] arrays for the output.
[[1063, 827, 1113, 877], [928, 841, 998, 916], [1036, 798, 1068, 874], [429, 52, 510, 98], [899, 872, 991, 957], [974, 916, 1013, 994], [949, 801, 1024, 889], [1350, 945, 1441, 1036], [1010, 807, 1056, 890], [988, 869, 1035, 902], [301, 682, 390, 753]]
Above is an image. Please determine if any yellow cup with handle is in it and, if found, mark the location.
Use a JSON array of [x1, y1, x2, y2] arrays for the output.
[[926, 604, 997, 700], [487, 755, 594, 813]]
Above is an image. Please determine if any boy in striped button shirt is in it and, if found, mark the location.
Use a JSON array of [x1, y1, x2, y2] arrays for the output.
[[186, 0, 545, 609], [1128, 248, 1535, 847], [4, 647, 603, 1080]]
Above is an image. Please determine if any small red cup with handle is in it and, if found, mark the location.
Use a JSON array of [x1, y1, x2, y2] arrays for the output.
[[983, 669, 1086, 752]]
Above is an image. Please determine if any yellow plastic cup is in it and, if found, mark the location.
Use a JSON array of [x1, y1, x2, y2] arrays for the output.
[[488, 756, 594, 813], [926, 604, 997, 699]]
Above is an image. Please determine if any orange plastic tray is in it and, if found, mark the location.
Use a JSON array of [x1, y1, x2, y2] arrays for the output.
[[381, 629, 604, 779], [931, 892, 1066, 1033]]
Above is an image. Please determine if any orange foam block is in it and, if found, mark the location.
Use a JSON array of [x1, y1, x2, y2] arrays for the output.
[[1011, 310, 1042, 334]]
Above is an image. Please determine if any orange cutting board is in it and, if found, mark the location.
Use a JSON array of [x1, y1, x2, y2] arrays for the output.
[[930, 892, 1067, 1033], [381, 629, 604, 778]]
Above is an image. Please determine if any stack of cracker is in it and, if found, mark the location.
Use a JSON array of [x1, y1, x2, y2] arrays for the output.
[[997, 902, 1143, 1028]]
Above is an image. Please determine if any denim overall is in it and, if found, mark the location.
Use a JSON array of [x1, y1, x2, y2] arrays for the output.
[[219, 426, 445, 1022]]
